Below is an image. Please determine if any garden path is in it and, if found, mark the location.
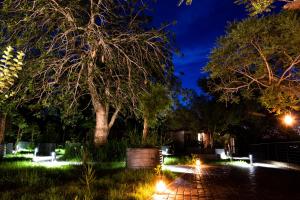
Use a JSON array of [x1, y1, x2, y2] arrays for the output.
[[152, 164, 300, 200]]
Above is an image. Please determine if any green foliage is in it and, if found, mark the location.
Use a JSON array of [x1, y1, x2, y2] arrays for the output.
[[91, 139, 128, 162], [63, 142, 83, 161], [0, 155, 162, 200], [235, 0, 274, 15], [163, 155, 193, 165], [0, 46, 24, 94], [162, 169, 177, 180], [79, 163, 96, 200], [154, 164, 162, 177], [260, 86, 300, 114], [1, 0, 174, 145], [139, 84, 172, 127], [127, 129, 164, 148], [236, 0, 300, 15], [105, 169, 156, 200], [205, 12, 300, 113]]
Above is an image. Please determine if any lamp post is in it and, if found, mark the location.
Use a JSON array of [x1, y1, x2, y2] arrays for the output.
[[282, 113, 295, 126]]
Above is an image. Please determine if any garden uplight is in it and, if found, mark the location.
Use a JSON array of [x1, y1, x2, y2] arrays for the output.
[[195, 159, 201, 172], [196, 159, 201, 167], [283, 114, 295, 126], [156, 180, 166, 193]]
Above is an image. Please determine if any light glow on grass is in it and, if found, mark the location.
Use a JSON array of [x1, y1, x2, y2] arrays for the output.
[[230, 161, 251, 168], [33, 156, 54, 162], [163, 165, 195, 174], [5, 153, 33, 159], [226, 161, 281, 169], [220, 152, 228, 159], [253, 163, 280, 169], [34, 161, 78, 168]]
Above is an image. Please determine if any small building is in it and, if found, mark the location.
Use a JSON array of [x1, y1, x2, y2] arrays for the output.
[[167, 130, 213, 154]]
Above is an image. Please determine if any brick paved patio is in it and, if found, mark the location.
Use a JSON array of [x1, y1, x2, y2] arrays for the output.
[[153, 164, 300, 200]]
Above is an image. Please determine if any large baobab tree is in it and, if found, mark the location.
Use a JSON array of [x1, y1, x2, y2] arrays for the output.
[[1, 0, 172, 146]]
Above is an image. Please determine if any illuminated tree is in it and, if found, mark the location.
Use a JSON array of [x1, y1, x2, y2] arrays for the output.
[[1, 0, 172, 146], [139, 84, 171, 143], [205, 12, 300, 114], [0, 46, 25, 144], [236, 0, 300, 15], [0, 46, 24, 94]]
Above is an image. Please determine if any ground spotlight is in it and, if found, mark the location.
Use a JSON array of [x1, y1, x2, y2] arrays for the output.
[[195, 159, 201, 172], [156, 180, 166, 193]]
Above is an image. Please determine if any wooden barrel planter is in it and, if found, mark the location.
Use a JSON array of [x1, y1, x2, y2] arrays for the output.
[[126, 148, 160, 169]]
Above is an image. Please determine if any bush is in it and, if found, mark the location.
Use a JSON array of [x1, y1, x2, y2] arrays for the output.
[[63, 142, 83, 161], [91, 139, 128, 162], [163, 156, 191, 165], [127, 130, 161, 148]]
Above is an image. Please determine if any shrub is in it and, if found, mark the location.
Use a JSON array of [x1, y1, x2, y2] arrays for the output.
[[63, 142, 83, 161], [91, 139, 128, 162]]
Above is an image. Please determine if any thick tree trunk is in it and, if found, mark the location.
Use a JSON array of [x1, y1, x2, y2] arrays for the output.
[[94, 104, 109, 146], [87, 56, 110, 147], [142, 116, 149, 143], [87, 58, 120, 147], [0, 113, 6, 144], [209, 132, 214, 149]]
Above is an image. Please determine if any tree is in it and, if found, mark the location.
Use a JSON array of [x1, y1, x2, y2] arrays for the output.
[[236, 0, 300, 15], [0, 46, 24, 144], [205, 12, 300, 113], [191, 96, 244, 148], [139, 84, 171, 143], [1, 0, 173, 146]]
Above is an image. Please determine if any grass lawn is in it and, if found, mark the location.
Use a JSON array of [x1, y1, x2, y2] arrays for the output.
[[0, 154, 175, 200]]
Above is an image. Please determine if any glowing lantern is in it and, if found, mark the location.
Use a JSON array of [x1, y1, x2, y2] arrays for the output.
[[283, 114, 295, 126], [156, 180, 166, 193]]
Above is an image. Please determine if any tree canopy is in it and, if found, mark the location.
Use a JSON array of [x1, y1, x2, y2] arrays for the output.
[[1, 0, 173, 146], [139, 84, 171, 142], [236, 0, 300, 15], [205, 12, 300, 113]]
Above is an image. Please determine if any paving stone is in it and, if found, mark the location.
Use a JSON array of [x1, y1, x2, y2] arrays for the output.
[[153, 164, 300, 200]]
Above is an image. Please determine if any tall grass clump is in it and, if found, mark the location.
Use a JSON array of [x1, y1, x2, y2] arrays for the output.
[[91, 139, 128, 162]]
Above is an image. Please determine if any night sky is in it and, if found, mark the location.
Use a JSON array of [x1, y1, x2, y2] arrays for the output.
[[151, 0, 247, 94]]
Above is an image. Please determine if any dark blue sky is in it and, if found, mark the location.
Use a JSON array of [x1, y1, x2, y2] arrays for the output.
[[151, 0, 247, 94]]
